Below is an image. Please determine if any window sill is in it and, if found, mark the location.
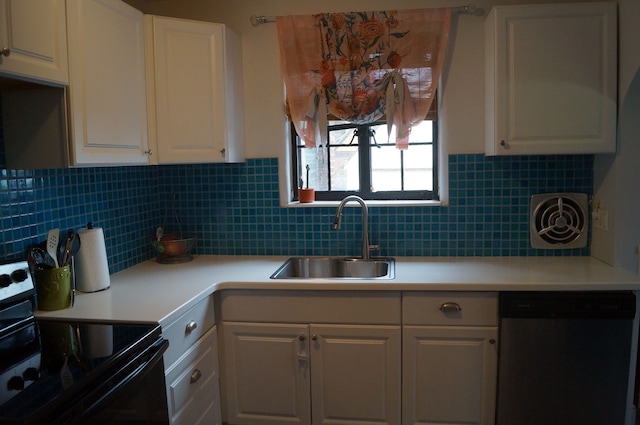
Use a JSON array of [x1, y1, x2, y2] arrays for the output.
[[286, 199, 446, 208]]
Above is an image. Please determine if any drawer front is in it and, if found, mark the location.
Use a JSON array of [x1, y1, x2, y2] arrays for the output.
[[403, 292, 498, 326], [219, 289, 401, 325], [163, 296, 216, 370], [167, 326, 220, 425]]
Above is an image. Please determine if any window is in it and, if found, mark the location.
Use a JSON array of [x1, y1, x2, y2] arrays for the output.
[[291, 119, 438, 201]]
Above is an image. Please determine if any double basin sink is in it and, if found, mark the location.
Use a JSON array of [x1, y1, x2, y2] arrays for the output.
[[271, 257, 395, 280]]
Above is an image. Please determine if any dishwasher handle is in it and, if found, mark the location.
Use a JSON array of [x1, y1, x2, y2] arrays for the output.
[[500, 291, 636, 319]]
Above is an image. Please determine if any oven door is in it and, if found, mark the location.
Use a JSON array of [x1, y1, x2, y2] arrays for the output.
[[50, 336, 170, 425]]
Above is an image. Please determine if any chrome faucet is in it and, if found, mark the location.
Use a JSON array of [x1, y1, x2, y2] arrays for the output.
[[333, 195, 370, 260]]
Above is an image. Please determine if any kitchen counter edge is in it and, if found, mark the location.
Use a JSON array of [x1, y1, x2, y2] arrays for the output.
[[35, 255, 640, 327]]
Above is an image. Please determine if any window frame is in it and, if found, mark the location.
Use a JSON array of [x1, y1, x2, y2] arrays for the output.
[[290, 120, 439, 202]]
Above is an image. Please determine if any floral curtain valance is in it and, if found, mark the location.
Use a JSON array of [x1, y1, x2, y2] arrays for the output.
[[277, 8, 452, 149]]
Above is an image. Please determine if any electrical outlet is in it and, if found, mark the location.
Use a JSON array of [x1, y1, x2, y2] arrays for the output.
[[593, 209, 609, 231]]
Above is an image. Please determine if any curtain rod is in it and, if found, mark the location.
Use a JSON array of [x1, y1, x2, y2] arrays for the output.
[[250, 5, 483, 26]]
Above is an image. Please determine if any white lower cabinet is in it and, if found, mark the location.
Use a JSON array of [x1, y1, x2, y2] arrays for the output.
[[402, 292, 499, 425], [166, 326, 221, 425], [311, 324, 401, 425], [218, 290, 498, 425], [222, 321, 401, 425], [221, 322, 310, 425], [402, 326, 497, 425], [162, 296, 221, 425]]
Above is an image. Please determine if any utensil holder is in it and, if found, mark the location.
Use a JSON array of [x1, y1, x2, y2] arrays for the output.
[[35, 265, 72, 311]]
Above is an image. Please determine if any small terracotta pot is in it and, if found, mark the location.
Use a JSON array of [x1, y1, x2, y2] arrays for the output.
[[299, 188, 315, 203]]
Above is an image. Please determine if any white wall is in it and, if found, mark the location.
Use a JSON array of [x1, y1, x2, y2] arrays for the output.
[[592, 0, 640, 271]]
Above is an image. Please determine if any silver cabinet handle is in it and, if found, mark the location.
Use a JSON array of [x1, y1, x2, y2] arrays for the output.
[[297, 334, 309, 361], [439, 302, 462, 313], [1, 47, 10, 57], [190, 369, 202, 384], [185, 321, 198, 334]]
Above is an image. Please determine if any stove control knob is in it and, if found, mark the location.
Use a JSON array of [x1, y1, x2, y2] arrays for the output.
[[7, 376, 24, 391], [0, 274, 11, 288], [23, 367, 39, 382]]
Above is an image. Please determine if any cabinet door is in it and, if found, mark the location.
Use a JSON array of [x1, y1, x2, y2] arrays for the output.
[[147, 16, 245, 164], [0, 0, 68, 85], [311, 324, 401, 425], [485, 2, 617, 155], [222, 322, 311, 425], [402, 326, 498, 425], [66, 0, 150, 165]]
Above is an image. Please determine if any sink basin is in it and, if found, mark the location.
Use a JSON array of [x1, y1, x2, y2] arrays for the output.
[[270, 257, 395, 280]]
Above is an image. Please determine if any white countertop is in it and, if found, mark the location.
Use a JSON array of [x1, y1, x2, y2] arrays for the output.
[[35, 255, 640, 327]]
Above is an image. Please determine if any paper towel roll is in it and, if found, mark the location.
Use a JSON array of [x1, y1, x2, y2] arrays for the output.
[[75, 224, 111, 292]]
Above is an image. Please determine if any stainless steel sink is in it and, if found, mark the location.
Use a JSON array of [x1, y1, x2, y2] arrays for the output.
[[270, 257, 395, 280]]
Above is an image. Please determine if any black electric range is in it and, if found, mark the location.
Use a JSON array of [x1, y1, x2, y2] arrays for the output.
[[0, 261, 169, 425]]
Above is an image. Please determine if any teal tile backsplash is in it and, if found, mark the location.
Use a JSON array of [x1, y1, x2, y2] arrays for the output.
[[1, 111, 592, 270]]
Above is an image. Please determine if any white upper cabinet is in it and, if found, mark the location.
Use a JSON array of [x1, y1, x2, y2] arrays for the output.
[[0, 0, 69, 85], [485, 2, 617, 155], [145, 16, 245, 164], [66, 0, 150, 165]]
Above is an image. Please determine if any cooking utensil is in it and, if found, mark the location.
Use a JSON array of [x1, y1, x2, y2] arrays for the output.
[[59, 230, 81, 267], [47, 229, 60, 268], [70, 257, 76, 307], [28, 247, 52, 270], [56, 230, 81, 307]]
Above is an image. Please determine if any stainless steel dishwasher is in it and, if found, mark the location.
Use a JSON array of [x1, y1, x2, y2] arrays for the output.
[[497, 291, 636, 425]]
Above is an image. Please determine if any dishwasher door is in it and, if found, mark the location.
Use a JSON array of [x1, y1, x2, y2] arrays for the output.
[[496, 291, 636, 425]]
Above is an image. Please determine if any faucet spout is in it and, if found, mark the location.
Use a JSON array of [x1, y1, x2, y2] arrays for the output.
[[333, 195, 370, 260]]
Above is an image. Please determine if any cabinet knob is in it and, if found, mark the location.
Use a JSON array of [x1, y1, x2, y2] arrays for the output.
[[185, 321, 198, 334], [489, 339, 497, 345], [298, 334, 306, 341], [190, 369, 202, 384], [500, 140, 509, 149], [439, 302, 462, 313], [312, 334, 318, 341], [144, 149, 153, 156], [220, 148, 226, 157], [1, 47, 10, 57]]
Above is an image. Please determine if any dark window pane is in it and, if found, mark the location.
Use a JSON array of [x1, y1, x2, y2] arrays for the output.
[[292, 119, 437, 201]]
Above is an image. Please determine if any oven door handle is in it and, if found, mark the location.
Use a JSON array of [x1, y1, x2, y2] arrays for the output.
[[82, 337, 169, 417]]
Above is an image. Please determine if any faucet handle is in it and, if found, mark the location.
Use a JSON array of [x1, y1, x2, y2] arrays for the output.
[[368, 245, 380, 254]]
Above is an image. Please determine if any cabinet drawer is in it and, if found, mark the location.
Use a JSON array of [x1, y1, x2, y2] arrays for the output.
[[218, 289, 401, 324], [163, 296, 216, 369], [403, 292, 498, 326], [167, 326, 220, 425]]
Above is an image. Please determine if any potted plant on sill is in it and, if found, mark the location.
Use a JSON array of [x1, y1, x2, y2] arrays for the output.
[[299, 164, 315, 203]]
